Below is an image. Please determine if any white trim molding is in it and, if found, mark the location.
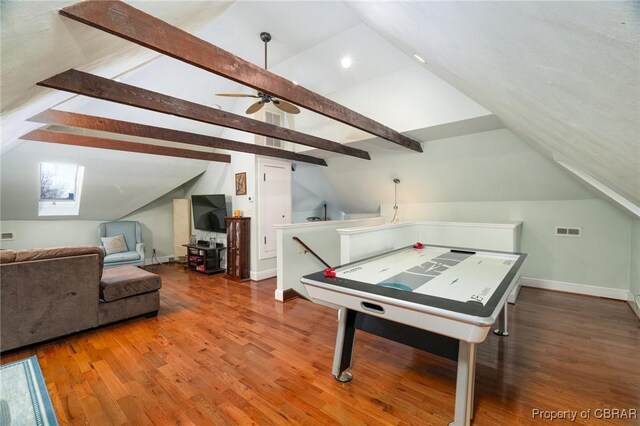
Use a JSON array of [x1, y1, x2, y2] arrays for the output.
[[555, 157, 640, 219], [251, 268, 277, 282], [519, 276, 630, 301], [274, 288, 284, 302], [628, 292, 640, 322]]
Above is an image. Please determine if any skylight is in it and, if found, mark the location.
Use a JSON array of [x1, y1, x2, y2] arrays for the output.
[[38, 162, 85, 216]]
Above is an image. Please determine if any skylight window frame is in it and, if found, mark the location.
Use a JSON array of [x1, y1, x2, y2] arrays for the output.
[[37, 162, 85, 217]]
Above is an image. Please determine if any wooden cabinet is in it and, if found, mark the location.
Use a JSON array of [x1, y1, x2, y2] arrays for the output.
[[225, 217, 250, 281], [183, 244, 225, 275]]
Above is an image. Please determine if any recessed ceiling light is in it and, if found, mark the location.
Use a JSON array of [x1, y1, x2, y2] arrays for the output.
[[413, 54, 426, 64], [341, 56, 352, 69]]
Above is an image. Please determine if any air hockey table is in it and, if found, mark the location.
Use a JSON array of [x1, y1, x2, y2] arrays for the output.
[[301, 243, 527, 426]]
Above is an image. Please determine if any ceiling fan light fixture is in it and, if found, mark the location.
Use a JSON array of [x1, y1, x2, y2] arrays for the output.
[[216, 31, 301, 115], [341, 56, 352, 69]]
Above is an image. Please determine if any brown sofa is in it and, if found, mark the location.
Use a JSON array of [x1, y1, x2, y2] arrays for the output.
[[0, 246, 161, 352]]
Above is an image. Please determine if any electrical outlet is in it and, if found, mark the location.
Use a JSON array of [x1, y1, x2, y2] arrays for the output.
[[152, 248, 157, 255], [168, 256, 175, 262]]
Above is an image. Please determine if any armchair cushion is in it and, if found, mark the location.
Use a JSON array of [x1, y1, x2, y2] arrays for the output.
[[104, 251, 141, 264], [99, 221, 144, 266], [99, 221, 140, 252], [101, 234, 128, 255]]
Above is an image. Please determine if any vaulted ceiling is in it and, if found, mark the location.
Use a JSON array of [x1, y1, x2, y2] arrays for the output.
[[347, 1, 639, 208], [1, 1, 638, 219]]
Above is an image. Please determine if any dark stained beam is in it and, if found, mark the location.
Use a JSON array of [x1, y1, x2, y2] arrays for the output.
[[20, 129, 231, 163], [29, 110, 328, 167], [59, 1, 422, 153], [37, 69, 370, 161]]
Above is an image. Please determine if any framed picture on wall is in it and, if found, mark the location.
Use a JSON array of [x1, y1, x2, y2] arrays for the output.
[[235, 172, 247, 195]]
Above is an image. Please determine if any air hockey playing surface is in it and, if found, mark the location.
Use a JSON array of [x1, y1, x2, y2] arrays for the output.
[[302, 243, 527, 342]]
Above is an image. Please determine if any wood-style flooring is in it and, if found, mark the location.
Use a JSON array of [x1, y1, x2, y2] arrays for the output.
[[2, 264, 639, 425]]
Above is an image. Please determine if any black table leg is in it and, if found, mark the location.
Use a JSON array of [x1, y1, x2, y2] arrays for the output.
[[332, 308, 357, 382]]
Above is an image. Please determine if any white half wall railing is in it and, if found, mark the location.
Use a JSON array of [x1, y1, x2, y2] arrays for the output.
[[275, 217, 386, 301]]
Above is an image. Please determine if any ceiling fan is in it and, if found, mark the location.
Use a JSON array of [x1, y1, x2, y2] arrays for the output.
[[216, 32, 301, 115]]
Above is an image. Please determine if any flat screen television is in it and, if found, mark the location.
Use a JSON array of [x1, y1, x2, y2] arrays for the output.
[[192, 194, 227, 232]]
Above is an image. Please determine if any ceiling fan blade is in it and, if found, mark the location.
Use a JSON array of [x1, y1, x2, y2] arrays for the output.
[[216, 93, 259, 98], [273, 99, 301, 114], [246, 101, 265, 114]]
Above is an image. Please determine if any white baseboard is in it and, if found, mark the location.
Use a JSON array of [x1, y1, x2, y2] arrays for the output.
[[250, 268, 277, 281], [628, 292, 640, 321], [274, 288, 284, 301], [520, 276, 630, 301]]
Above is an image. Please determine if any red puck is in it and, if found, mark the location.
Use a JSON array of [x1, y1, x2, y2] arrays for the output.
[[324, 268, 337, 278], [413, 242, 424, 249]]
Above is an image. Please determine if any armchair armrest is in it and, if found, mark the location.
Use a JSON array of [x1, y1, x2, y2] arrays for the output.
[[136, 243, 145, 260]]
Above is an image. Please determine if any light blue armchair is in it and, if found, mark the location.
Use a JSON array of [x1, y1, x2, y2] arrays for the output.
[[98, 221, 145, 267]]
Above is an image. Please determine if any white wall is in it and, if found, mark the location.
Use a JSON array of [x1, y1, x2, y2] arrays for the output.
[[122, 188, 186, 258], [0, 220, 102, 250], [381, 199, 632, 291], [0, 187, 185, 263], [294, 129, 595, 214], [294, 128, 635, 293]]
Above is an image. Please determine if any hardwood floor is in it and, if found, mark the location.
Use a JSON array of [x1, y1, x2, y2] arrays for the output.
[[2, 264, 639, 425]]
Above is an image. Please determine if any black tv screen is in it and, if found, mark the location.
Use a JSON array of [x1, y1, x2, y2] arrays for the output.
[[192, 194, 227, 232]]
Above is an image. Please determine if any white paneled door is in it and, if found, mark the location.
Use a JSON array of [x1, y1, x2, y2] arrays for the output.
[[259, 161, 291, 259]]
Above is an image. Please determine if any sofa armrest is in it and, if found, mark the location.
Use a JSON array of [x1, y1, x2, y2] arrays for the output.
[[136, 242, 145, 261]]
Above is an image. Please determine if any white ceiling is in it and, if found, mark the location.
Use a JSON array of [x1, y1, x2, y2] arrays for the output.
[[0, 1, 233, 113], [347, 1, 639, 207], [0, 1, 638, 220]]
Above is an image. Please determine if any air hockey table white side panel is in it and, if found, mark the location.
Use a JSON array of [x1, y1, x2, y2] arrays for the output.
[[303, 283, 491, 343]]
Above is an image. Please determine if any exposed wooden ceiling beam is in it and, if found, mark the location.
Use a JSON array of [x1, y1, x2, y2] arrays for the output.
[[20, 129, 231, 163], [37, 69, 370, 161], [59, 0, 423, 153], [29, 110, 328, 167]]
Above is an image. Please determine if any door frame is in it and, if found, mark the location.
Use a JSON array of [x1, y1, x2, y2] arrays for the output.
[[256, 157, 292, 260]]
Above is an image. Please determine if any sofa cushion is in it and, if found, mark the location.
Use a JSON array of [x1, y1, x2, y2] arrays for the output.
[[100, 265, 161, 302], [0, 250, 16, 264], [101, 234, 128, 255], [15, 246, 105, 263], [15, 246, 105, 277], [104, 250, 141, 263]]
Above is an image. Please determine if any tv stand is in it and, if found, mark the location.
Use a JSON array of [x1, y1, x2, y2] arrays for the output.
[[183, 244, 225, 275]]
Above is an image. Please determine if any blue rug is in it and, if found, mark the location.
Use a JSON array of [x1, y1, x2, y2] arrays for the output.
[[0, 356, 58, 426]]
